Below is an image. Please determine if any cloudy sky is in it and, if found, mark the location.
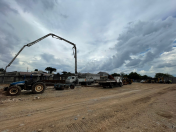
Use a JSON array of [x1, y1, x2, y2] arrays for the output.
[[0, 0, 176, 77]]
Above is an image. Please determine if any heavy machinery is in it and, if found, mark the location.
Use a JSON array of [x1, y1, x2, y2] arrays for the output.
[[3, 33, 77, 96], [97, 75, 123, 88], [54, 73, 100, 89], [158, 77, 164, 83], [67, 73, 100, 85], [3, 75, 46, 95], [122, 77, 132, 85]]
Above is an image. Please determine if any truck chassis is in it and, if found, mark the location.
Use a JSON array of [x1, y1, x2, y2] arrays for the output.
[[98, 75, 123, 88]]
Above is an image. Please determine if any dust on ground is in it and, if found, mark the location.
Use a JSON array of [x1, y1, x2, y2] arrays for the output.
[[0, 83, 176, 132]]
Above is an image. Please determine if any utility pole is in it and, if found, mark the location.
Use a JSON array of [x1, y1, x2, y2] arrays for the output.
[[27, 67, 28, 72]]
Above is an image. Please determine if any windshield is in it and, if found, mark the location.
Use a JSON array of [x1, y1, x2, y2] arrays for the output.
[[67, 76, 71, 80]]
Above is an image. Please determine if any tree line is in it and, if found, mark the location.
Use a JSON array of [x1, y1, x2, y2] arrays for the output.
[[111, 72, 174, 79], [0, 67, 174, 79]]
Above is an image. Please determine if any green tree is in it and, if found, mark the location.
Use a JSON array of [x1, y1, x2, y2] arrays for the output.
[[111, 73, 120, 77], [57, 72, 60, 75], [141, 75, 149, 79], [0, 68, 5, 72], [155, 73, 174, 78], [35, 69, 38, 71], [128, 72, 141, 79], [62, 71, 67, 75], [45, 67, 56, 74], [120, 72, 125, 77]]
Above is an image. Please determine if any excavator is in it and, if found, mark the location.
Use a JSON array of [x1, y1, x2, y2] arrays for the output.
[[3, 33, 77, 96]]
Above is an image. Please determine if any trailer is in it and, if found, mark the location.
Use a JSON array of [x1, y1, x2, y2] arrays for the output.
[[54, 73, 100, 89], [98, 75, 123, 88], [77, 73, 100, 85]]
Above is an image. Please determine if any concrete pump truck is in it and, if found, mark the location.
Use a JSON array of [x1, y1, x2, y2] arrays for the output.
[[3, 33, 77, 96]]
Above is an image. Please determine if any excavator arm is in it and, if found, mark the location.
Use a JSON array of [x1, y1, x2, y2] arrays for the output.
[[3, 33, 77, 83]]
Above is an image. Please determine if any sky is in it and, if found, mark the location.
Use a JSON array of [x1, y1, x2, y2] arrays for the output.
[[0, 0, 176, 77]]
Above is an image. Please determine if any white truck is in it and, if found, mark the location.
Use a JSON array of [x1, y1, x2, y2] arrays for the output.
[[54, 73, 100, 90], [66, 73, 100, 85], [98, 75, 123, 88]]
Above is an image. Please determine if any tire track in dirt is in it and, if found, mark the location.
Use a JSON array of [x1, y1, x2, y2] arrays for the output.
[[0, 84, 175, 132]]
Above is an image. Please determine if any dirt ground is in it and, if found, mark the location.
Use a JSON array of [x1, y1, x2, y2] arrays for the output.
[[0, 83, 176, 132]]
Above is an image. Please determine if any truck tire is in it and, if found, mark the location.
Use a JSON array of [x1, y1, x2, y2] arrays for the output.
[[119, 82, 122, 87], [7, 86, 21, 96], [109, 83, 114, 88], [32, 82, 46, 94], [59, 85, 65, 90], [70, 85, 75, 89]]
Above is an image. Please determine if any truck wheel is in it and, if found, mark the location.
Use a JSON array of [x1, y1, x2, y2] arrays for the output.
[[109, 83, 114, 88], [7, 86, 21, 96], [119, 83, 122, 87], [32, 82, 46, 94], [70, 85, 75, 89]]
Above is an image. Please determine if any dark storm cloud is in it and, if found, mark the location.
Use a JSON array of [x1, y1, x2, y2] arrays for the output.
[[39, 53, 72, 72], [15, 0, 65, 30], [82, 17, 176, 72], [0, 28, 20, 65], [156, 63, 176, 68], [106, 17, 175, 68], [0, 0, 18, 15], [126, 59, 141, 67], [41, 53, 59, 63]]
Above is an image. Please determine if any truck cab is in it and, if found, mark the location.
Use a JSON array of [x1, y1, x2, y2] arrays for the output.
[[66, 76, 77, 84]]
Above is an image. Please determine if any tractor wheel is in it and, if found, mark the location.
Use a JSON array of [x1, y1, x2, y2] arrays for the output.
[[32, 82, 46, 94], [60, 85, 65, 90], [70, 85, 75, 89], [7, 86, 21, 96]]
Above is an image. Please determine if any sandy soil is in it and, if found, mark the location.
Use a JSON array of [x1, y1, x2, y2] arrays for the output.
[[0, 83, 176, 132]]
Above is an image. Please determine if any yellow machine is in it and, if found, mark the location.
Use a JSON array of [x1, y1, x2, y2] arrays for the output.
[[158, 77, 164, 83], [122, 78, 132, 85]]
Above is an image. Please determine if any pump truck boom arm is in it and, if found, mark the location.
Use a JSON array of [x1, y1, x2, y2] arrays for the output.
[[3, 33, 77, 83]]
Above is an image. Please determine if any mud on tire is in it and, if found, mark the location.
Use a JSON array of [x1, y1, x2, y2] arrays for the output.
[[7, 86, 21, 96], [32, 82, 46, 94]]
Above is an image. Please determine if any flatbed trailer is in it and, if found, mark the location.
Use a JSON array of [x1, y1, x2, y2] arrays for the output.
[[98, 75, 123, 88]]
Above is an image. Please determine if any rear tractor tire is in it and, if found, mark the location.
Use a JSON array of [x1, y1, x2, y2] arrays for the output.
[[32, 82, 46, 94], [7, 86, 21, 96]]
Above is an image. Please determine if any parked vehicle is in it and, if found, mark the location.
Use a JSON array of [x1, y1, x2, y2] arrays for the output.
[[165, 80, 172, 84], [54, 73, 100, 90], [140, 80, 145, 83], [67, 73, 100, 85], [3, 77, 46, 96], [123, 78, 133, 85], [97, 75, 123, 88], [54, 83, 75, 90]]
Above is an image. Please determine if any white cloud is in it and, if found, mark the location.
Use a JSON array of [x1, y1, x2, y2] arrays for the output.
[[0, 0, 176, 76]]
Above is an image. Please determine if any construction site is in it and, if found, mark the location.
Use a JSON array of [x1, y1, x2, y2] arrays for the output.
[[0, 82, 176, 132], [0, 33, 176, 132]]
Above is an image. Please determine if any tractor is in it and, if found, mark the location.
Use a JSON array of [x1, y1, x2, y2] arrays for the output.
[[3, 76, 46, 96]]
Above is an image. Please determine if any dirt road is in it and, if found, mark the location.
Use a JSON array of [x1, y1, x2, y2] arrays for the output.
[[0, 83, 176, 132]]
